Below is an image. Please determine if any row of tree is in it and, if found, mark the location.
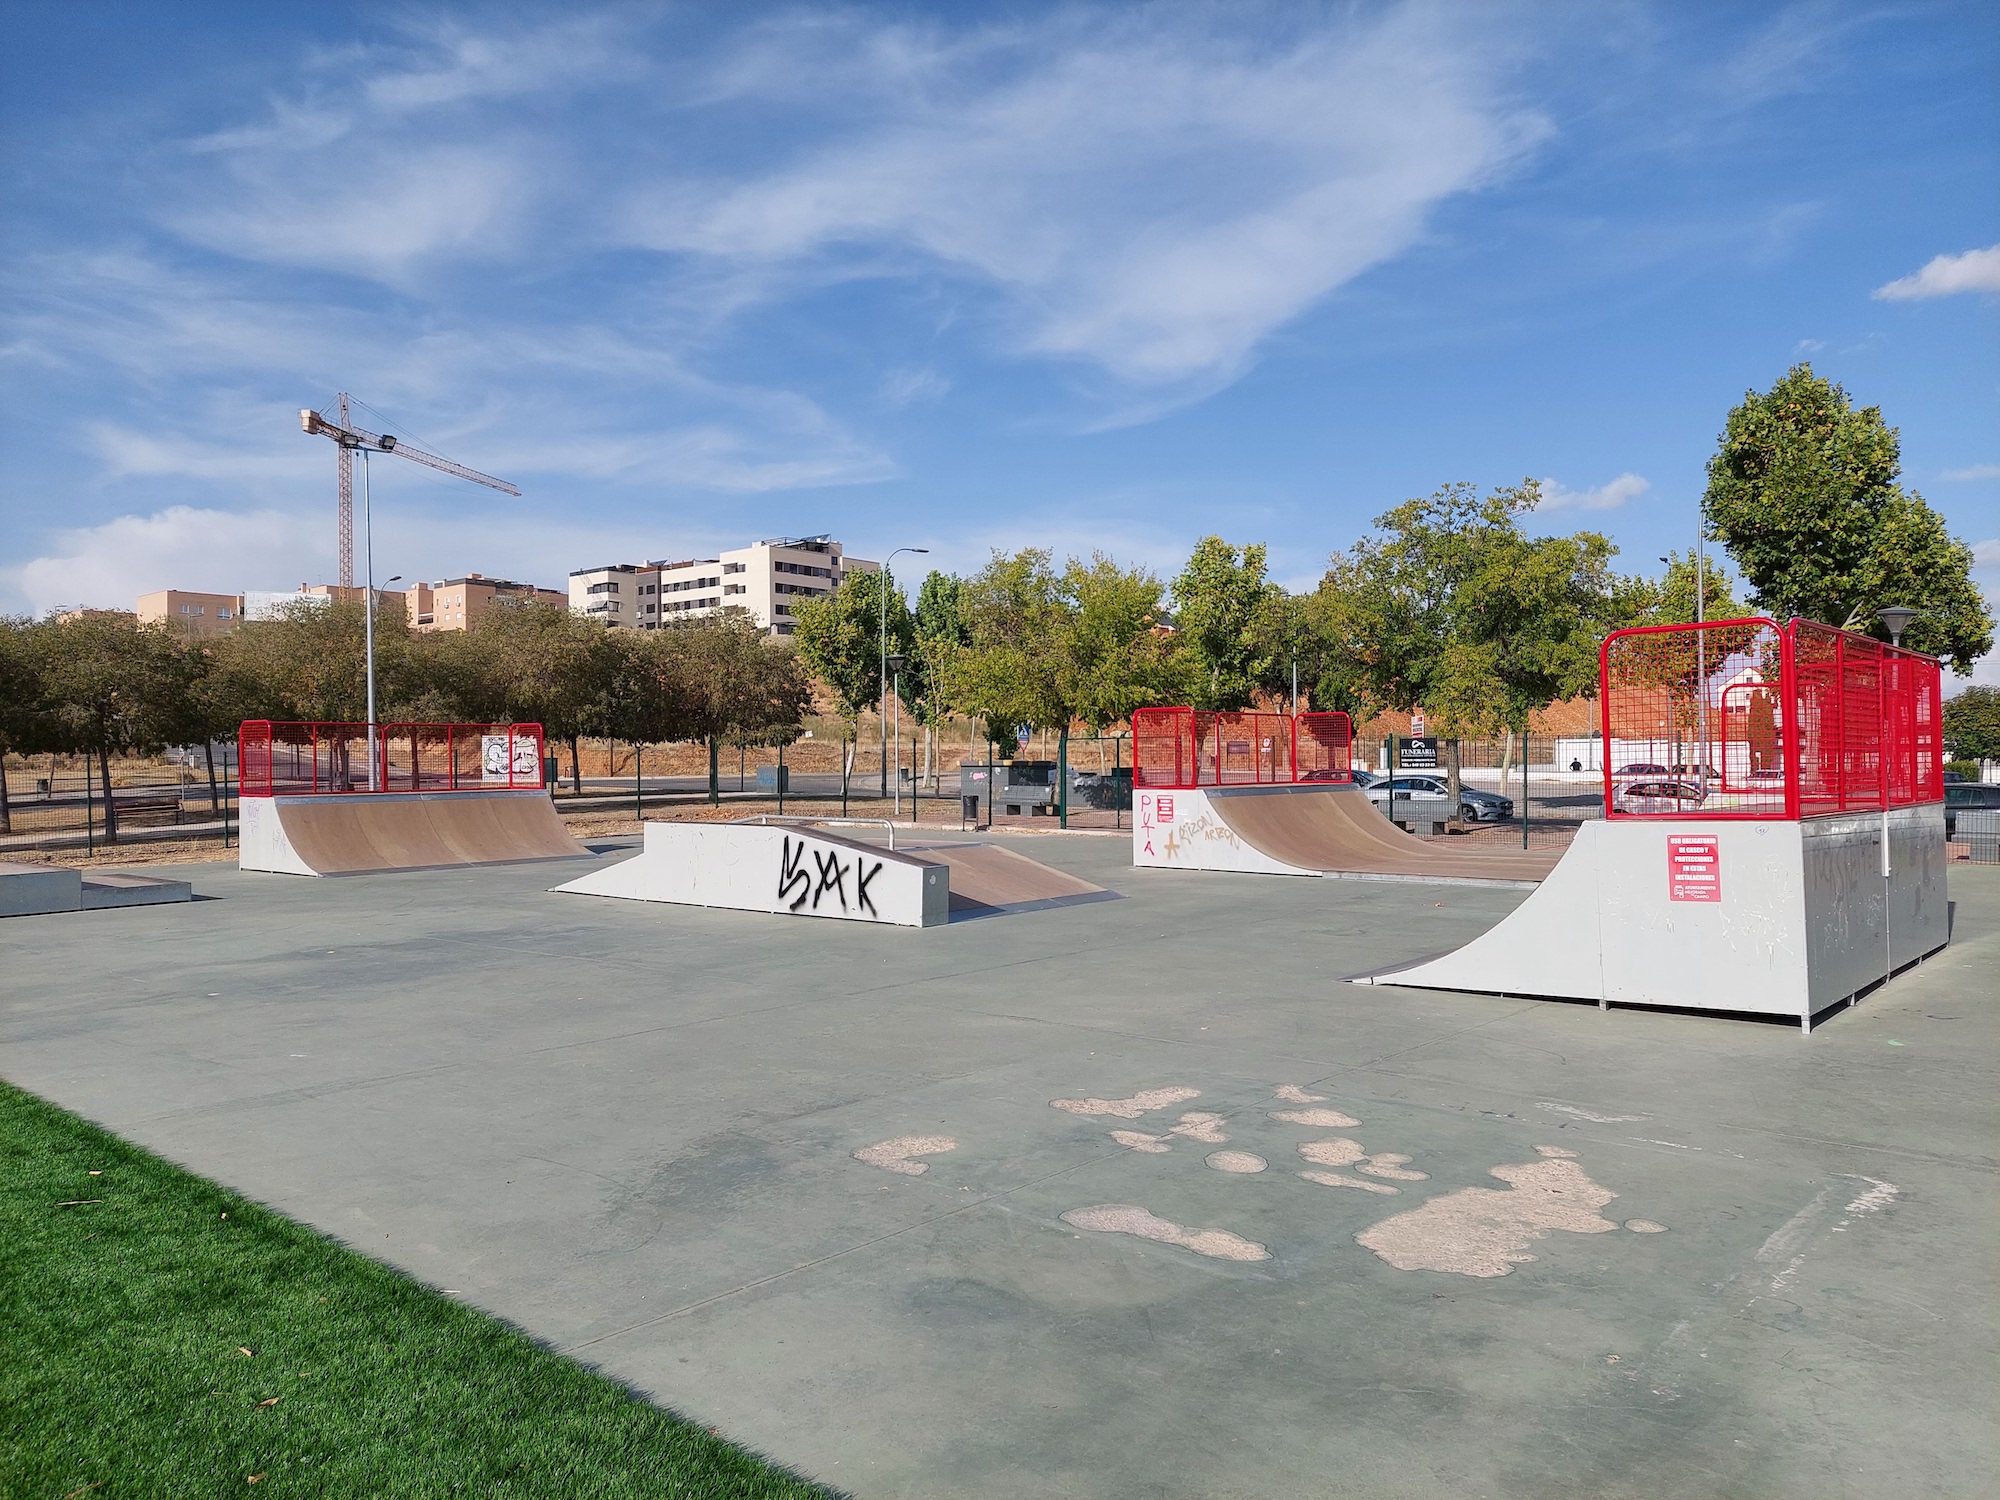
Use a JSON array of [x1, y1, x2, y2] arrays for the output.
[[4, 363, 1990, 839], [0, 603, 808, 840]]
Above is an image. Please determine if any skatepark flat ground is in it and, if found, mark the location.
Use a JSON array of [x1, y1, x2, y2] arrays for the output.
[[4, 833, 1995, 1499]]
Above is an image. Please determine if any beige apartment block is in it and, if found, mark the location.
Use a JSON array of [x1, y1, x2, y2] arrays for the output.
[[569, 536, 878, 637], [408, 574, 565, 632], [137, 589, 245, 634]]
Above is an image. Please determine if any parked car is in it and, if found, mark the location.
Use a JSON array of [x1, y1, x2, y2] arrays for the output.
[[1943, 769, 1972, 785], [1341, 768, 1386, 789], [1613, 779, 1707, 813], [1070, 765, 1133, 810], [1944, 782, 2000, 838], [1615, 762, 1669, 776], [1365, 775, 1514, 824]]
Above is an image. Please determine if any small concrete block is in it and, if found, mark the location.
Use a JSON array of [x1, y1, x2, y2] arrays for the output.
[[0, 861, 84, 917], [78, 871, 195, 910]]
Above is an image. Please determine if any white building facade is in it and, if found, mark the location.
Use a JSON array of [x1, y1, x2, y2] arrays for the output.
[[569, 536, 877, 636]]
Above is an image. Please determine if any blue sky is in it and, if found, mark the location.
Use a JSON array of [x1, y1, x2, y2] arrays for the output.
[[3, 2, 1995, 678]]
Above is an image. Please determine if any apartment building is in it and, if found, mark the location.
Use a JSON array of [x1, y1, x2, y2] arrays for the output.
[[407, 574, 565, 632], [137, 589, 244, 635], [242, 584, 407, 620], [569, 536, 877, 636]]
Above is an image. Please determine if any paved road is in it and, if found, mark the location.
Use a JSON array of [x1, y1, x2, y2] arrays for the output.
[[3, 839, 1994, 1498]]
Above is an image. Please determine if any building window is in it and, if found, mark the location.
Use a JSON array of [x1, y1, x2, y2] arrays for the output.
[[723, 561, 746, 574], [217, 609, 232, 620], [587, 581, 620, 595], [724, 584, 746, 595]]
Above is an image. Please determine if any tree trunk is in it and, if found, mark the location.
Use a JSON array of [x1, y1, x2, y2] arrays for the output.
[[841, 731, 854, 816], [205, 741, 220, 814], [1445, 737, 1464, 833], [569, 735, 582, 794], [0, 750, 11, 834], [708, 738, 719, 807], [98, 740, 119, 844]]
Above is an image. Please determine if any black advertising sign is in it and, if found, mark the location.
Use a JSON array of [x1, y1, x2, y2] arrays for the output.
[[1397, 736, 1439, 769]]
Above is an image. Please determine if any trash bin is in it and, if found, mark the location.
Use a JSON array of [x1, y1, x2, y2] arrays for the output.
[[543, 754, 559, 793], [756, 764, 790, 791], [962, 794, 981, 829]]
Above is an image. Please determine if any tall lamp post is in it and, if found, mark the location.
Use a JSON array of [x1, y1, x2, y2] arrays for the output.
[[887, 653, 906, 819], [880, 546, 928, 798]]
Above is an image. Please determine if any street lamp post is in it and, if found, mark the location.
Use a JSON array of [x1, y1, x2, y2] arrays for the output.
[[887, 653, 906, 819], [880, 546, 928, 798]]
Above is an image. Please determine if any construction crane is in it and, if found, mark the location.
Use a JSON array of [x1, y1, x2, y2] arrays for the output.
[[301, 393, 522, 588]]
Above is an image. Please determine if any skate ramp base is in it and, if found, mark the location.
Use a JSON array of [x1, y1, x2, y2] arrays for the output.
[[1134, 784, 1558, 886], [1353, 808, 1948, 1028], [241, 791, 590, 876], [554, 822, 949, 928]]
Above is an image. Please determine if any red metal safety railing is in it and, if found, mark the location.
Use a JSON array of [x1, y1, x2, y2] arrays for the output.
[[1598, 619, 1942, 821], [1129, 707, 1353, 789], [1295, 712, 1355, 783], [237, 722, 546, 797]]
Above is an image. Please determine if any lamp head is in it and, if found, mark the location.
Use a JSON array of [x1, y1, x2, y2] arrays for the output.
[[1875, 606, 1919, 645], [886, 652, 906, 672]]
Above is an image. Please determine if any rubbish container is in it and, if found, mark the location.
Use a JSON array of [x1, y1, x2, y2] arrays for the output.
[[961, 794, 981, 829], [756, 764, 789, 791]]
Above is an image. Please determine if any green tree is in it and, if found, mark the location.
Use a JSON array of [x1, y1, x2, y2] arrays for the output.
[[1704, 364, 1993, 669], [1637, 551, 1743, 625], [27, 612, 194, 844], [1944, 686, 2000, 765], [1321, 481, 1631, 817], [0, 616, 43, 834], [791, 569, 914, 802], [675, 613, 812, 803], [1170, 537, 1282, 709], [908, 570, 967, 786], [461, 601, 616, 792], [163, 632, 267, 814]]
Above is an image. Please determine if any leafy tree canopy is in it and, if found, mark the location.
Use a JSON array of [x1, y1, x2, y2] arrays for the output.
[[790, 567, 913, 723], [1943, 686, 2000, 764], [1704, 363, 1993, 670], [1169, 537, 1283, 710]]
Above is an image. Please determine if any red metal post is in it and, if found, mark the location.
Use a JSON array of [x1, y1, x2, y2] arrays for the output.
[[1780, 622, 1800, 819]]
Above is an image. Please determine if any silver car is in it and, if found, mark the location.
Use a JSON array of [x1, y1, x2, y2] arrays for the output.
[[1367, 775, 1514, 824]]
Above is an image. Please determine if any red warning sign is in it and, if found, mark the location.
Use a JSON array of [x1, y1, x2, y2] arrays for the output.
[[1667, 835, 1720, 902]]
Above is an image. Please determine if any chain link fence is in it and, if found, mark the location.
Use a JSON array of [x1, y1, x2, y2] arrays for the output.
[[1, 753, 237, 852]]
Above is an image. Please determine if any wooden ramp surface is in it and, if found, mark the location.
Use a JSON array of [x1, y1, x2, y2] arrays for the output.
[[1208, 786, 1561, 885], [899, 842, 1117, 917], [275, 792, 588, 874]]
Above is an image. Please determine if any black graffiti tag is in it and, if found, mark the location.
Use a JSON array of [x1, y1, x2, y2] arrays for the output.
[[778, 836, 811, 911], [811, 849, 850, 911], [855, 859, 881, 918]]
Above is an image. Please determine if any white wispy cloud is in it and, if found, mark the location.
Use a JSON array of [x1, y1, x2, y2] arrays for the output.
[[1, 506, 326, 616], [878, 367, 951, 409], [1538, 472, 1651, 512], [1972, 538, 2000, 567], [1873, 245, 2000, 301], [1941, 464, 2000, 482], [626, 7, 1552, 389]]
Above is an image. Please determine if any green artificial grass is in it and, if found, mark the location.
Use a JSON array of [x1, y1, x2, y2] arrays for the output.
[[0, 1082, 839, 1499]]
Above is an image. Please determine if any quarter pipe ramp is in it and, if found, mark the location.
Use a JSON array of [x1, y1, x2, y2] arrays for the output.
[[1352, 807, 1948, 1029], [1134, 785, 1559, 887], [240, 790, 590, 876]]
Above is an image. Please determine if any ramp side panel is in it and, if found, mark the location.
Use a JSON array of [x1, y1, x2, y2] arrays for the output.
[[238, 797, 318, 876], [1596, 820, 1809, 1017], [1357, 825, 1607, 1002], [555, 822, 944, 927], [1132, 789, 1318, 876]]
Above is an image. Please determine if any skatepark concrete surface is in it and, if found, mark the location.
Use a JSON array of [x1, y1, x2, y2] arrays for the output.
[[4, 831, 1995, 1499]]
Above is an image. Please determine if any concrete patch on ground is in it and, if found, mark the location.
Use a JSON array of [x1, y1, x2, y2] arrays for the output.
[[1300, 1170, 1399, 1195], [1357, 1153, 1427, 1182], [1270, 1107, 1361, 1129], [1273, 1085, 1326, 1104], [1205, 1150, 1268, 1173], [853, 1136, 957, 1176], [1060, 1204, 1271, 1262], [1106, 1111, 1230, 1153], [1538, 1101, 1646, 1123], [1355, 1151, 1633, 1277], [1051, 1087, 1200, 1119]]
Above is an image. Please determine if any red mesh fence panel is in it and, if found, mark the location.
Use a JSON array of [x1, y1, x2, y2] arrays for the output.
[[1601, 619, 1787, 819], [1840, 638, 1883, 810], [1792, 622, 1842, 816], [238, 721, 274, 796], [1601, 619, 1942, 820], [1193, 711, 1295, 785], [1131, 708, 1195, 789], [236, 723, 544, 796], [1295, 712, 1354, 781]]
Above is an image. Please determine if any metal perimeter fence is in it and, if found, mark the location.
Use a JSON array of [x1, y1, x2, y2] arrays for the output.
[[0, 752, 239, 851]]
